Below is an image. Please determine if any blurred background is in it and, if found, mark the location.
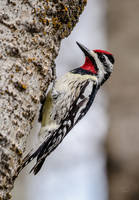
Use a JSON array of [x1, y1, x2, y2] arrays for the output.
[[13, 0, 139, 199]]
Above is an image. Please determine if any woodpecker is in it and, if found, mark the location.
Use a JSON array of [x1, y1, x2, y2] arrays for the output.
[[21, 42, 115, 175]]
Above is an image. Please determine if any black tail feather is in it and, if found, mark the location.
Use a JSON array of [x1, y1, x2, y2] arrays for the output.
[[18, 148, 40, 174], [18, 136, 50, 174], [30, 158, 46, 175]]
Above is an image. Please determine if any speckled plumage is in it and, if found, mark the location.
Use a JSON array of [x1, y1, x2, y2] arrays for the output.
[[22, 72, 98, 174], [40, 72, 98, 133], [21, 42, 114, 175]]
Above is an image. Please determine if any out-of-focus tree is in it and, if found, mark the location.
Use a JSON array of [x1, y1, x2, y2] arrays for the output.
[[107, 0, 139, 199], [0, 0, 87, 199]]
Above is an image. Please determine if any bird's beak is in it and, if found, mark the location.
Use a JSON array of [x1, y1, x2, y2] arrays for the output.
[[76, 41, 92, 58]]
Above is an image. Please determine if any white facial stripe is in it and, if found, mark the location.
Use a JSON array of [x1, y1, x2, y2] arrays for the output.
[[104, 55, 113, 72], [90, 50, 106, 83]]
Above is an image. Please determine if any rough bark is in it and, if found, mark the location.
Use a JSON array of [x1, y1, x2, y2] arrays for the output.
[[0, 0, 87, 199], [106, 0, 139, 200]]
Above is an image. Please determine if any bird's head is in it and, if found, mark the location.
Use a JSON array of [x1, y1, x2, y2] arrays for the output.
[[76, 42, 115, 85]]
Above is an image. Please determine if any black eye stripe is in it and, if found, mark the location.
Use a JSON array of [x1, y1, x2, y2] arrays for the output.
[[96, 53, 106, 64], [106, 54, 115, 64], [100, 55, 106, 63], [96, 52, 114, 64]]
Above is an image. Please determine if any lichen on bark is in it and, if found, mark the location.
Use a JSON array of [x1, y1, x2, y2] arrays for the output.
[[0, 0, 87, 199]]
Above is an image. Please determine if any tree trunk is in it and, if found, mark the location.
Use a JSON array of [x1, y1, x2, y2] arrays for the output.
[[107, 0, 139, 199], [0, 0, 87, 199]]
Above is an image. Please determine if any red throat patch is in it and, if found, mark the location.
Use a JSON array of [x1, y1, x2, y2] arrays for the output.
[[81, 57, 97, 74]]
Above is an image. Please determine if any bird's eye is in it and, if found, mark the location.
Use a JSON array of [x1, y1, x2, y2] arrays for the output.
[[101, 55, 106, 62]]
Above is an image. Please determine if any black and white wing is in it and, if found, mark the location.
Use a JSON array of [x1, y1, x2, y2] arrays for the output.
[[20, 76, 98, 175]]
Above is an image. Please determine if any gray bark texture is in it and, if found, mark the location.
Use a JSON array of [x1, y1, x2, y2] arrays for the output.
[[0, 0, 87, 199]]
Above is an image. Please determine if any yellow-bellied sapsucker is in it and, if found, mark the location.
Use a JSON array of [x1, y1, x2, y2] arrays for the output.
[[21, 42, 115, 175]]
